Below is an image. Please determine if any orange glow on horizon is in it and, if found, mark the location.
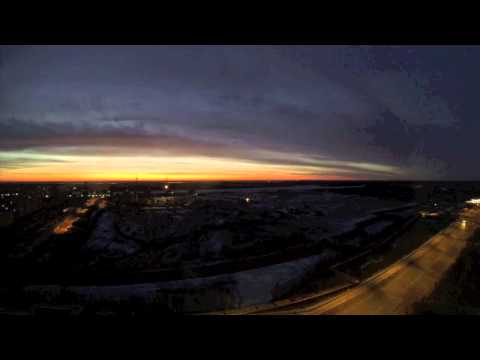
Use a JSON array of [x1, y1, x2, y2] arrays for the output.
[[0, 153, 357, 182], [0, 173, 352, 182]]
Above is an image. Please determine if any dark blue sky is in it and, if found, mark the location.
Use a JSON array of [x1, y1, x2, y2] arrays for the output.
[[0, 45, 478, 181]]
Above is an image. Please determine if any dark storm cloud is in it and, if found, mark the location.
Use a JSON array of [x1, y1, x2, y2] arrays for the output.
[[363, 110, 415, 163], [0, 45, 477, 179], [0, 116, 232, 156]]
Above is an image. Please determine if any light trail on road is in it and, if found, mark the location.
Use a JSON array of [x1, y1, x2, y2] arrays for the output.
[[53, 215, 79, 234], [52, 198, 104, 235]]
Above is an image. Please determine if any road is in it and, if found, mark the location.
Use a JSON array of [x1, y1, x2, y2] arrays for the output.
[[53, 198, 102, 235], [256, 207, 480, 315]]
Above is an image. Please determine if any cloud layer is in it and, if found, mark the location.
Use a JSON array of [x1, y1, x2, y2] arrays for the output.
[[0, 45, 476, 180]]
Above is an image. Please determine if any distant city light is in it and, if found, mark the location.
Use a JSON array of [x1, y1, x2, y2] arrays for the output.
[[164, 184, 169, 190], [245, 197, 251, 203], [466, 198, 480, 205], [420, 211, 440, 218]]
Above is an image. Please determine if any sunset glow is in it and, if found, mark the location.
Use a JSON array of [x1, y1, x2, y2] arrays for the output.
[[1, 45, 465, 181], [0, 152, 355, 182], [3, 44, 480, 316]]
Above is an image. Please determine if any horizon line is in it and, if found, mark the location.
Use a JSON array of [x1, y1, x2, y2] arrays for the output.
[[1, 179, 479, 184]]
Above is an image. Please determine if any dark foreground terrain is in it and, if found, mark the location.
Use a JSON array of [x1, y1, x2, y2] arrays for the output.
[[1, 181, 480, 316]]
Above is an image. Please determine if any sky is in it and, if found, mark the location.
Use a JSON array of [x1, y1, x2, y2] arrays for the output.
[[0, 45, 478, 182]]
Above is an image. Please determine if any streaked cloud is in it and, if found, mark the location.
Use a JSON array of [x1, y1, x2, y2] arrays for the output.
[[0, 45, 475, 181]]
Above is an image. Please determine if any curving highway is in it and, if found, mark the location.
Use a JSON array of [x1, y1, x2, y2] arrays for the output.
[[255, 207, 480, 315]]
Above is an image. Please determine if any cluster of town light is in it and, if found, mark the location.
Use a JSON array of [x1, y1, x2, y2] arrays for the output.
[[0, 193, 19, 197], [87, 193, 107, 198], [466, 198, 480, 205]]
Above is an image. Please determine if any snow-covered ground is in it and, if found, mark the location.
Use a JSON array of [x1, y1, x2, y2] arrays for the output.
[[86, 211, 138, 256], [364, 221, 394, 237], [323, 201, 417, 237], [197, 184, 366, 194], [25, 250, 337, 312]]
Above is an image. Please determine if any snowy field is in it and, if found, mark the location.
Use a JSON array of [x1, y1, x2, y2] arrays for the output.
[[25, 250, 337, 312]]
